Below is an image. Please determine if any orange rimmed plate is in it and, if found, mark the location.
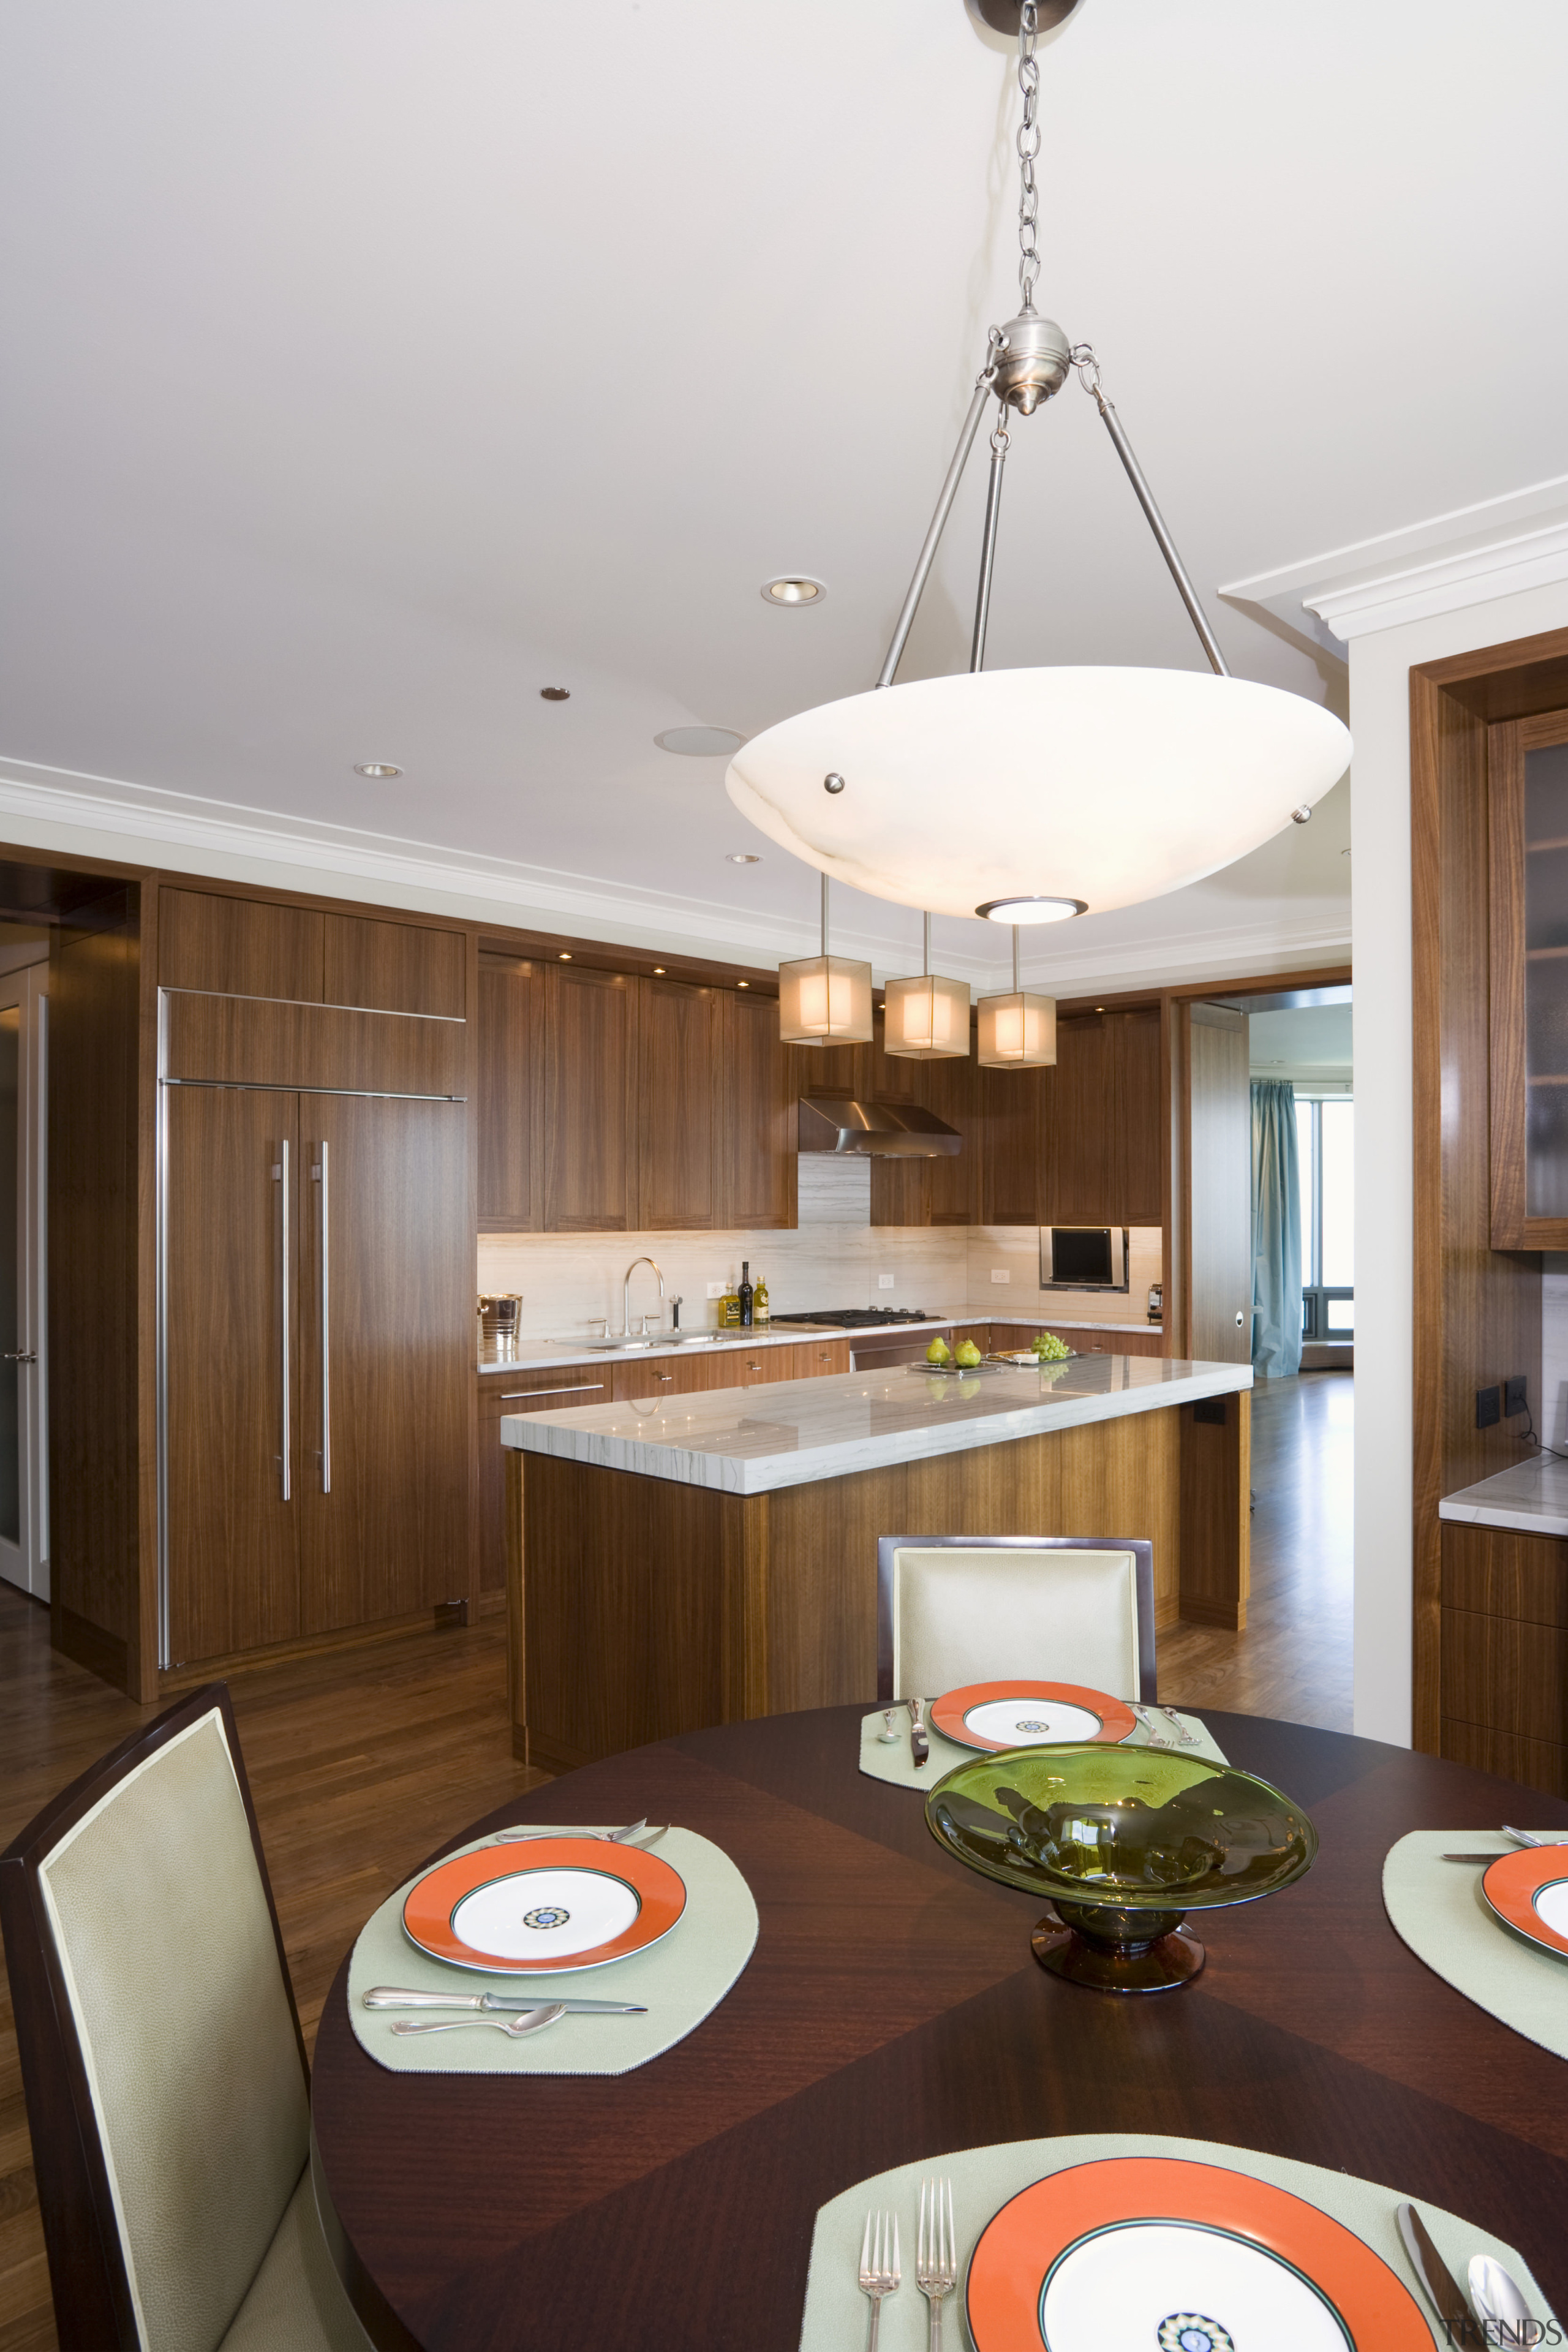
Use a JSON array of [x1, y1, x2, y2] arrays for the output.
[[402, 1838, 686, 1975], [1482, 1845, 1568, 1959], [966, 2156, 1430, 2351], [930, 1679, 1138, 1753]]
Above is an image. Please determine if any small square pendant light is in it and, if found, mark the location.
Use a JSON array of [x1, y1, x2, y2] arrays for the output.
[[778, 875, 873, 1045], [883, 915, 971, 1058], [977, 926, 1057, 1069]]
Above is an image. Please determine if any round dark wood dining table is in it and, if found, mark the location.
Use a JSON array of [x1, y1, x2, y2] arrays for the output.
[[312, 1705, 1568, 2350]]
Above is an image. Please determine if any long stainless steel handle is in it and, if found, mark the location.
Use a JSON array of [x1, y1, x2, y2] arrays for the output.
[[499, 1383, 605, 1401], [276, 1139, 291, 1500], [314, 1140, 330, 1492]]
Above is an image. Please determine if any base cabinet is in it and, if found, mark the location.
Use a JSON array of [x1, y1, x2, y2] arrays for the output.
[[990, 1321, 1166, 1359], [1441, 1521, 1568, 1795]]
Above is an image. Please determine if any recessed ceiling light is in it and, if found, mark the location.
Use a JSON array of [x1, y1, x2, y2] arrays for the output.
[[655, 726, 746, 757], [761, 576, 826, 606], [974, 895, 1087, 924], [540, 687, 570, 702], [727, 852, 762, 864], [353, 762, 401, 778]]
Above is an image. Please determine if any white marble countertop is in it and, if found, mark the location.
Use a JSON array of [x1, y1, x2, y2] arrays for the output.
[[477, 1307, 1159, 1373], [1439, 1451, 1568, 1539], [501, 1354, 1250, 1496]]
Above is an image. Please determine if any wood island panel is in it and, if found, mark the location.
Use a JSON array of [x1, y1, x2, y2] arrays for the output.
[[508, 1395, 1244, 1771]]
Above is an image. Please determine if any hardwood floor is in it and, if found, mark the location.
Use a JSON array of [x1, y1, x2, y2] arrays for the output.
[[0, 1375, 1349, 2348], [0, 1594, 548, 2352], [1159, 1369, 1354, 1732]]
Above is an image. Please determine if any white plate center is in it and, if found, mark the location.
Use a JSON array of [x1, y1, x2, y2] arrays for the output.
[[1531, 1875, 1568, 1937], [1039, 2218, 1351, 2351], [451, 1866, 641, 1960], [963, 1696, 1102, 1746]]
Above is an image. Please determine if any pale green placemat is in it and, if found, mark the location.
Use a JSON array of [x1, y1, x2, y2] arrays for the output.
[[347, 1826, 756, 2077], [1383, 1830, 1568, 2062], [859, 1708, 1228, 1790], [798, 2132, 1556, 2351]]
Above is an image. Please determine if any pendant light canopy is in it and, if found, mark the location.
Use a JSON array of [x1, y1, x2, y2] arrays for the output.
[[725, 1, 1351, 926], [976, 926, 1056, 1070], [884, 914, 971, 1059], [778, 873, 874, 1046]]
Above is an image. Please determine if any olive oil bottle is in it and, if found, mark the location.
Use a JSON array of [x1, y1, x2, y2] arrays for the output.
[[753, 1273, 770, 1327]]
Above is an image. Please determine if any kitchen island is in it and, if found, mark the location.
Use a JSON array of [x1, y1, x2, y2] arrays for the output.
[[502, 1353, 1250, 1770]]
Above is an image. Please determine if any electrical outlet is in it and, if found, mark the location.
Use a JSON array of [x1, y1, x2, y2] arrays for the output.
[[706, 1281, 726, 1299], [1476, 1385, 1501, 1430], [1505, 1374, 1529, 1419], [990, 1268, 1011, 1284], [878, 1274, 895, 1289]]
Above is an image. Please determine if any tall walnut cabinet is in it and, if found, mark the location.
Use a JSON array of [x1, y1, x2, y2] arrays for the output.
[[156, 888, 475, 1675]]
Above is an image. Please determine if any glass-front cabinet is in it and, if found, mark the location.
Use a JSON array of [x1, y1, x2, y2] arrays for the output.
[[1489, 709, 1568, 1245]]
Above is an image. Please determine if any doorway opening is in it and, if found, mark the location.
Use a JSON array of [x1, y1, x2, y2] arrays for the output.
[[0, 931, 50, 1602]]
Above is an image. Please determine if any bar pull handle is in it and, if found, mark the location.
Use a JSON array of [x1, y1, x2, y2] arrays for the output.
[[275, 1141, 291, 1501], [312, 1141, 330, 1493]]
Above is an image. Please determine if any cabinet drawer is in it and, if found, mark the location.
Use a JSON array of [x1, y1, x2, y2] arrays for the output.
[[613, 1352, 733, 1401], [164, 990, 466, 1096], [483, 1367, 612, 1413]]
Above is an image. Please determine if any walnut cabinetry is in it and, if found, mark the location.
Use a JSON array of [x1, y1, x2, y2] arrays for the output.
[[991, 1320, 1166, 1358], [1441, 1522, 1568, 1793], [159, 887, 467, 1016], [1489, 709, 1568, 1245], [479, 956, 794, 1232]]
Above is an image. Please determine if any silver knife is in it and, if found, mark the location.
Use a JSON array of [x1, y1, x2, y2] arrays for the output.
[[1442, 1852, 1514, 1863], [909, 1697, 929, 1768], [1397, 2201, 1476, 2343], [363, 1986, 646, 2013]]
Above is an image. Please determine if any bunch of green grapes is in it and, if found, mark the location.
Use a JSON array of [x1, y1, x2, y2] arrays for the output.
[[1031, 1330, 1071, 1362]]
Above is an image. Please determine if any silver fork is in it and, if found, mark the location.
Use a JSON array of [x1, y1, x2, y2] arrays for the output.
[[917, 2177, 957, 2351], [1158, 1705, 1200, 1747], [858, 2210, 900, 2351]]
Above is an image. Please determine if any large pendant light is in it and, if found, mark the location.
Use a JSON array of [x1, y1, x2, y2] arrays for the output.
[[778, 872, 874, 1046], [977, 925, 1056, 1069], [726, 2, 1351, 925], [884, 914, 971, 1059]]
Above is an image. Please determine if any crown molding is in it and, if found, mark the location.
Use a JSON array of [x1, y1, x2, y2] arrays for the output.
[[1219, 473, 1568, 650], [0, 758, 1348, 996]]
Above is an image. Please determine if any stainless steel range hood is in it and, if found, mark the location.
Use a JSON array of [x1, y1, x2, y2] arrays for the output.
[[797, 1095, 961, 1158]]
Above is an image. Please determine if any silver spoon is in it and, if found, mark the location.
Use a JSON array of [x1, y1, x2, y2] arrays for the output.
[[391, 2002, 567, 2040], [1469, 2253, 1537, 2342]]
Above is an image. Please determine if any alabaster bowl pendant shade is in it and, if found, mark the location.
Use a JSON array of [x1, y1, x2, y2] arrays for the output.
[[977, 987, 1056, 1068], [725, 668, 1351, 922], [778, 952, 874, 1046]]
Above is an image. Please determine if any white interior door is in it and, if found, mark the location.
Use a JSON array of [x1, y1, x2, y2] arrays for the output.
[[0, 962, 48, 1599]]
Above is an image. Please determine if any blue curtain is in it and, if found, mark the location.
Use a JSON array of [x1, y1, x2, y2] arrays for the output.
[[1251, 1079, 1303, 1379]]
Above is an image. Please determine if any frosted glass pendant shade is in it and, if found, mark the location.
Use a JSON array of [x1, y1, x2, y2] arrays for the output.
[[725, 667, 1352, 919], [778, 953, 874, 1045], [883, 971, 971, 1058], [977, 990, 1057, 1068]]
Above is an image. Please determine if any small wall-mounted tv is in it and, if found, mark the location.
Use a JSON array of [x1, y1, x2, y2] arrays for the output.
[[1039, 1226, 1130, 1292]]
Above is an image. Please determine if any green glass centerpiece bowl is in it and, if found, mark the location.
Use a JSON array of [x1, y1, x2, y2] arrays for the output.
[[925, 1743, 1318, 1994]]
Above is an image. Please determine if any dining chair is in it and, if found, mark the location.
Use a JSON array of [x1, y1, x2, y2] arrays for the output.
[[0, 1681, 371, 2351], [875, 1534, 1157, 1705]]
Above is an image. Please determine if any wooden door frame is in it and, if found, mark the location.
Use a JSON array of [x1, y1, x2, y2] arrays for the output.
[[1411, 625, 1568, 1754]]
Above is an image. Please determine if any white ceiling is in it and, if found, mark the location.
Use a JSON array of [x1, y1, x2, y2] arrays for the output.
[[1250, 1002, 1354, 1077], [2, 0, 1564, 986]]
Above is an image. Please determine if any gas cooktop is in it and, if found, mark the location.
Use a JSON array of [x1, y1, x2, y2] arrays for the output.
[[775, 1308, 937, 1329]]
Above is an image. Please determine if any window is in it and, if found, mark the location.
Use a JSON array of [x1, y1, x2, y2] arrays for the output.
[[1297, 1094, 1353, 1340]]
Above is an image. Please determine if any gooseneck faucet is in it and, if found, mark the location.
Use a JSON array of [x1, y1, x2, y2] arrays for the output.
[[622, 1255, 666, 1338]]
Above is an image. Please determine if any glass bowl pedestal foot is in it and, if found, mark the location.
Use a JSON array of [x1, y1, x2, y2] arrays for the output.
[[1030, 1896, 1205, 1992]]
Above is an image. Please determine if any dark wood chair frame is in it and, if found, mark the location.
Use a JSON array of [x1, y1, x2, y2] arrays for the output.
[[0, 1681, 307, 2352], [875, 1532, 1158, 1705]]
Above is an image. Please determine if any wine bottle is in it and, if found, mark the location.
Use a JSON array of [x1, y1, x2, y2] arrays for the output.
[[753, 1274, 769, 1327], [737, 1261, 754, 1328]]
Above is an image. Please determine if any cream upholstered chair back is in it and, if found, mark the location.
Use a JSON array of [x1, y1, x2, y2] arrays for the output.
[[875, 1536, 1156, 1705], [0, 1683, 369, 2352]]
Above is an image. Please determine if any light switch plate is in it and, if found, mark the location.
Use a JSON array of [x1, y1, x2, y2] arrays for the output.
[[990, 1268, 1011, 1284], [706, 1281, 726, 1298], [878, 1274, 895, 1289]]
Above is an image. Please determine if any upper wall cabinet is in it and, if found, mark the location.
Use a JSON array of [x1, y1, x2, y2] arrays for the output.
[[726, 989, 796, 1230], [159, 888, 469, 1020], [638, 978, 725, 1230], [1491, 709, 1568, 1246], [478, 956, 545, 1231], [543, 965, 639, 1232]]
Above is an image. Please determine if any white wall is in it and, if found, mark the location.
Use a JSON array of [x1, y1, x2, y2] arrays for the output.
[[1350, 577, 1568, 1745]]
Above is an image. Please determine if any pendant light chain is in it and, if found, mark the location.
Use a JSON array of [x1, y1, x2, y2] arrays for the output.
[[1016, 2, 1042, 314]]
